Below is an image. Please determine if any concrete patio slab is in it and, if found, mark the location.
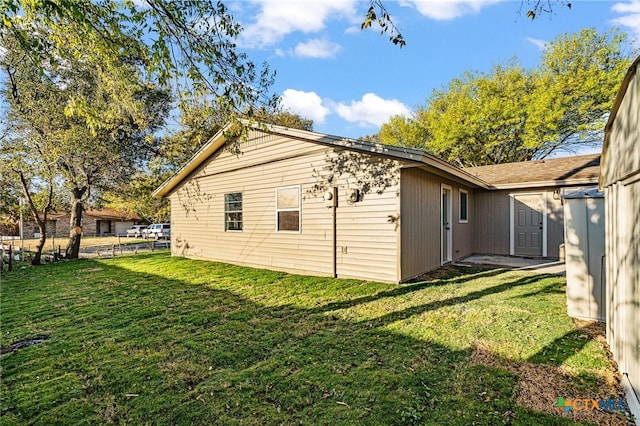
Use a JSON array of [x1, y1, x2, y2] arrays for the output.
[[455, 255, 566, 275]]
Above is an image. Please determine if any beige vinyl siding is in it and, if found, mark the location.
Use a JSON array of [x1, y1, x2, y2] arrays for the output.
[[399, 168, 474, 281], [335, 179, 400, 283], [474, 190, 511, 255], [169, 130, 401, 282], [452, 187, 474, 261], [474, 189, 563, 258]]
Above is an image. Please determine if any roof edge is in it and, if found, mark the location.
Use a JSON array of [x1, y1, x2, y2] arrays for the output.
[[153, 121, 491, 198], [152, 123, 231, 198], [600, 55, 640, 188], [490, 177, 600, 190]]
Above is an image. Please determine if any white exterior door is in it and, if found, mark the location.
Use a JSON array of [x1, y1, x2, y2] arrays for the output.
[[441, 185, 452, 264]]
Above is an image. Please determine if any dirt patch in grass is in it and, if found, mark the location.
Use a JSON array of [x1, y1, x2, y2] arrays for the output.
[[78, 267, 103, 273], [470, 320, 632, 425], [1, 335, 48, 354], [409, 264, 492, 282]]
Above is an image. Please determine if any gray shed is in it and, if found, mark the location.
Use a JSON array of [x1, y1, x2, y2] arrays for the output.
[[563, 187, 605, 322]]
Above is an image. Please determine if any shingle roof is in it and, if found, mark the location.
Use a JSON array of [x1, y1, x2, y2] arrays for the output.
[[46, 208, 142, 221], [464, 154, 601, 189]]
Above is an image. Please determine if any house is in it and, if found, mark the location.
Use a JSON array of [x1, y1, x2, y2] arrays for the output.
[[466, 154, 600, 259], [599, 56, 639, 413], [153, 122, 599, 283], [24, 208, 145, 238]]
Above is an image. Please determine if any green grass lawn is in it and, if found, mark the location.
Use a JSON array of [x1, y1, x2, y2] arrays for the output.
[[0, 253, 626, 425]]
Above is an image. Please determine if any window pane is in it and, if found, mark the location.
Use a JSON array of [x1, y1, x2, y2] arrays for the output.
[[278, 211, 299, 231], [225, 193, 242, 203], [224, 193, 243, 231], [226, 220, 242, 231], [226, 212, 242, 222], [460, 192, 468, 221], [225, 201, 242, 211], [277, 187, 299, 209]]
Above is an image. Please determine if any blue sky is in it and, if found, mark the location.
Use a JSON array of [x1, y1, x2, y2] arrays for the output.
[[231, 0, 640, 139]]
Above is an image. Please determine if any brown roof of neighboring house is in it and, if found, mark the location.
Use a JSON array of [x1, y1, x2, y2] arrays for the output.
[[464, 154, 601, 189], [45, 208, 142, 221], [84, 208, 142, 221]]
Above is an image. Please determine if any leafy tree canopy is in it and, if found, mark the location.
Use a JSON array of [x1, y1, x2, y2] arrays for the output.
[[1, 0, 277, 129], [378, 28, 632, 167], [102, 101, 314, 224]]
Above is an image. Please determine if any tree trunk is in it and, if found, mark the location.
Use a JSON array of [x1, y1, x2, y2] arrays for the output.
[[65, 196, 84, 259], [32, 222, 47, 265], [15, 170, 52, 266]]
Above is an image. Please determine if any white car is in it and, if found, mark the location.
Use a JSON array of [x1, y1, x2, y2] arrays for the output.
[[144, 223, 170, 239], [125, 225, 147, 238]]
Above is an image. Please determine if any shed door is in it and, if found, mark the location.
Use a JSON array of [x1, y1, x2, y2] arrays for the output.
[[514, 194, 543, 256]]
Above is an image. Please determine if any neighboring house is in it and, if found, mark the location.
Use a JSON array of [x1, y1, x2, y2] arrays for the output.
[[466, 154, 600, 259], [600, 56, 639, 412], [24, 208, 145, 238], [153, 122, 600, 283]]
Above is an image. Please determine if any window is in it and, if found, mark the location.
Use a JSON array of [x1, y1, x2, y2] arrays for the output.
[[224, 192, 243, 231], [459, 189, 468, 223], [276, 186, 300, 232]]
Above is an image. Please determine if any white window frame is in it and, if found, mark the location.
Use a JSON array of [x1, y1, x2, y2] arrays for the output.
[[441, 183, 453, 265], [459, 189, 469, 223], [224, 192, 243, 232], [276, 185, 301, 233]]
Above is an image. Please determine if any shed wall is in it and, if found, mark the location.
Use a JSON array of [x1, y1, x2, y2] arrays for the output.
[[602, 61, 640, 406], [602, 61, 640, 185]]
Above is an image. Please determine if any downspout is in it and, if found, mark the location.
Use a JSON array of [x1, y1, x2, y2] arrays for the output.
[[331, 186, 338, 278]]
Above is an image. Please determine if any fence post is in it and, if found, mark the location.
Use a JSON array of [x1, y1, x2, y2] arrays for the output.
[[8, 245, 13, 271], [151, 240, 155, 252]]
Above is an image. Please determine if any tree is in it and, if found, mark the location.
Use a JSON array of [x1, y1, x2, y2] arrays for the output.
[[361, 0, 570, 48], [0, 129, 56, 265], [102, 103, 314, 223], [1, 27, 170, 259], [1, 1, 276, 124], [378, 29, 631, 167], [1, 1, 282, 258]]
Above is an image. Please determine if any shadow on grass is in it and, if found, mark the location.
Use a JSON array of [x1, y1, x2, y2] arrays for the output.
[[312, 267, 507, 315], [364, 274, 559, 328], [512, 281, 567, 300], [0, 257, 585, 425]]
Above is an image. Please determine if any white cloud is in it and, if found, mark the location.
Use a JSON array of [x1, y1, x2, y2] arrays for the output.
[[526, 37, 547, 50], [612, 0, 640, 13], [398, 0, 501, 20], [281, 89, 331, 123], [293, 38, 341, 58], [336, 93, 411, 127], [611, 1, 640, 45], [241, 0, 357, 48]]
